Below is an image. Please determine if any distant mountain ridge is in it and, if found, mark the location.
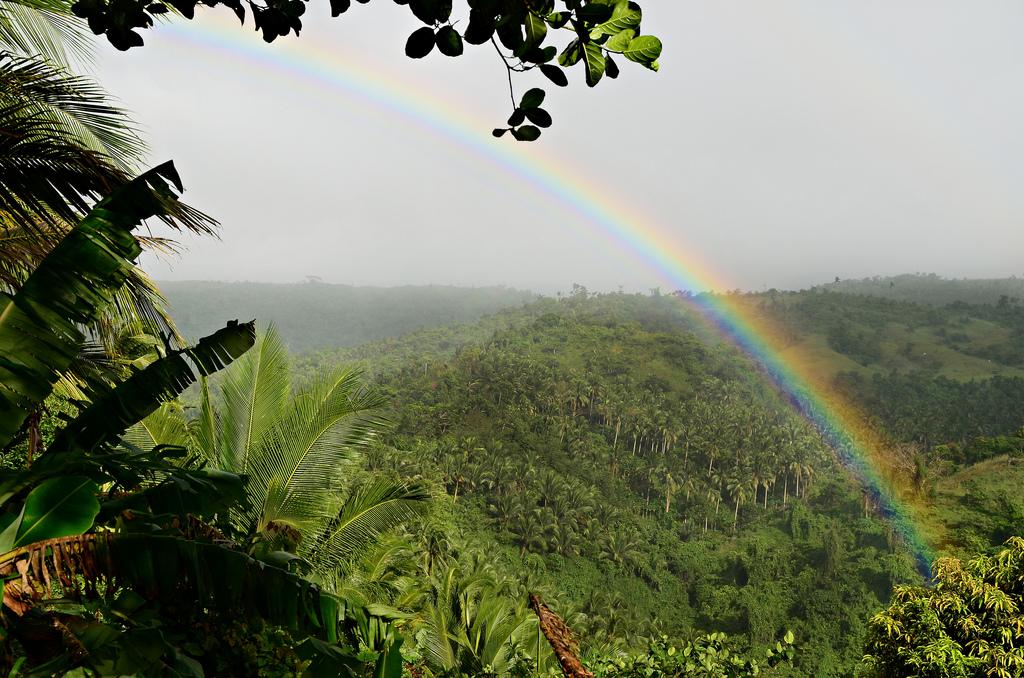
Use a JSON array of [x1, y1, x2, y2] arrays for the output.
[[812, 274, 1024, 306], [159, 280, 536, 352]]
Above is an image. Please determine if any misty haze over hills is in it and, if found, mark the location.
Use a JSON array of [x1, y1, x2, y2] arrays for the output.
[[160, 280, 536, 351], [161, 274, 1024, 352]]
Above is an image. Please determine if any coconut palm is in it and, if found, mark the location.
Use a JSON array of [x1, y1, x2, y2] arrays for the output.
[[417, 558, 541, 676], [0, 0, 94, 70], [194, 326, 430, 583]]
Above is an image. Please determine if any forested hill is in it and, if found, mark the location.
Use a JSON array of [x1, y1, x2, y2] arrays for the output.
[[158, 280, 536, 351], [813, 273, 1024, 306], [345, 293, 913, 676], [297, 289, 1024, 676]]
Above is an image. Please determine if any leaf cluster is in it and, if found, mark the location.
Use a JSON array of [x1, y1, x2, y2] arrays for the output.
[[67, 0, 663, 138]]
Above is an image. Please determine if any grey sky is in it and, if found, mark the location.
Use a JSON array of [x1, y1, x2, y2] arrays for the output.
[[95, 1, 1024, 293]]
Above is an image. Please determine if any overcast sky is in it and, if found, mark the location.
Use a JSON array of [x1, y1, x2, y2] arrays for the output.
[[95, 1, 1024, 293]]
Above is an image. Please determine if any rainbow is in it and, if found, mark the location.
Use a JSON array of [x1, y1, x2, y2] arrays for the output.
[[155, 14, 934, 576]]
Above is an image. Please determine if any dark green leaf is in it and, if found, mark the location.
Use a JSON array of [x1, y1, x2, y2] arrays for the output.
[[492, 128, 508, 138], [507, 109, 526, 126], [464, 9, 496, 44], [435, 26, 463, 56], [524, 107, 552, 128], [524, 12, 547, 46], [582, 42, 606, 86], [512, 125, 541, 141], [49, 321, 256, 455], [405, 27, 436, 58], [520, 87, 546, 108], [558, 39, 582, 67], [606, 55, 620, 78], [496, 20, 523, 51], [434, 0, 452, 21], [578, 3, 613, 23], [545, 11, 569, 28], [540, 64, 568, 87], [0, 163, 184, 445], [97, 468, 246, 522], [407, 0, 437, 24], [329, 0, 350, 16]]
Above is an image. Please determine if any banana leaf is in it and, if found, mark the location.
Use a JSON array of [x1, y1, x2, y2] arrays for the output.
[[0, 162, 185, 444], [49, 320, 256, 454]]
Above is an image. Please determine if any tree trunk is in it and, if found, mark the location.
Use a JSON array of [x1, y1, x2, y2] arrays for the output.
[[528, 598, 593, 678], [26, 410, 41, 465]]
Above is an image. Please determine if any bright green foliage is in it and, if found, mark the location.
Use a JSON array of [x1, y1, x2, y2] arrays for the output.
[[0, 162, 179, 443], [415, 557, 540, 676], [589, 632, 795, 677], [309, 292, 923, 675], [862, 537, 1024, 678], [0, 474, 98, 549], [189, 327, 430, 577]]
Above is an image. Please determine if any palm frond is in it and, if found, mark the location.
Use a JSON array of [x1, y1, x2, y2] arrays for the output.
[[420, 566, 462, 671], [304, 480, 430, 575], [0, 54, 218, 236], [471, 595, 536, 673], [215, 326, 290, 475], [0, 102, 122, 228], [0, 0, 94, 69], [254, 367, 390, 531], [192, 376, 219, 464], [332, 535, 418, 606], [122, 402, 190, 451], [0, 52, 143, 169]]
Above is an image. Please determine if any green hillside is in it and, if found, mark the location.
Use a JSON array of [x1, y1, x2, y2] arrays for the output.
[[306, 295, 917, 675], [293, 288, 1024, 676], [738, 288, 1024, 381]]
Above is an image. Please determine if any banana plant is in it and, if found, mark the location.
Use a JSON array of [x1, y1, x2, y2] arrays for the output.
[[0, 164, 394, 676]]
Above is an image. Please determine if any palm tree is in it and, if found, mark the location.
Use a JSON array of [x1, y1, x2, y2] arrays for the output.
[[726, 473, 749, 532], [0, 0, 94, 70], [788, 459, 804, 501], [417, 558, 541, 676], [0, 1, 216, 351], [196, 327, 430, 581], [664, 469, 677, 514]]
